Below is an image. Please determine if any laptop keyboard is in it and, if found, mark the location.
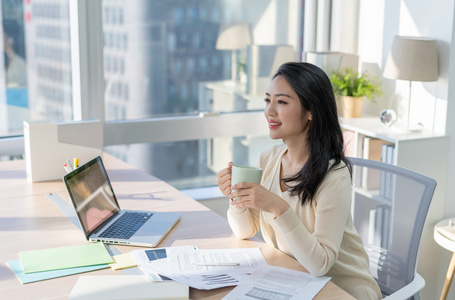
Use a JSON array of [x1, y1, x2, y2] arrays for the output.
[[99, 211, 153, 239]]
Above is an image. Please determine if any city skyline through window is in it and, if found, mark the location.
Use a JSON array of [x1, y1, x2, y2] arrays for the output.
[[1, 0, 302, 190]]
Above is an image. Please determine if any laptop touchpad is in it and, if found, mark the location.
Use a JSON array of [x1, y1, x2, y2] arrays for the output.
[[137, 221, 170, 235]]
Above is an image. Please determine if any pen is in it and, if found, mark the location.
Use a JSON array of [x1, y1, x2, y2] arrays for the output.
[[193, 262, 240, 266], [66, 159, 73, 171], [74, 157, 79, 169], [63, 164, 72, 173]]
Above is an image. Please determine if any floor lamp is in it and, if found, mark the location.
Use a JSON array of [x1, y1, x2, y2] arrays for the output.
[[383, 36, 439, 131], [216, 22, 253, 82]]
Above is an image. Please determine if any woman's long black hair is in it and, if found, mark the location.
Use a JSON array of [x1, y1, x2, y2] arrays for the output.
[[273, 62, 352, 205]]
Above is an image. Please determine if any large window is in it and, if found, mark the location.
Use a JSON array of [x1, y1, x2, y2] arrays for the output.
[[0, 0, 73, 138], [102, 0, 301, 120], [1, 0, 302, 190], [101, 0, 302, 189]]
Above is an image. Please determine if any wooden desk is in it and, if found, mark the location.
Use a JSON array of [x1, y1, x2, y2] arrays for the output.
[[0, 154, 354, 299]]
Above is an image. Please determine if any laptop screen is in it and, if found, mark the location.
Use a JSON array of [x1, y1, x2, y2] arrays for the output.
[[63, 156, 120, 238]]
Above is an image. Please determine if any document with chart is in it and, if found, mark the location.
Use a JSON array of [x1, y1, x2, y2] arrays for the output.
[[223, 265, 331, 300], [132, 247, 267, 289]]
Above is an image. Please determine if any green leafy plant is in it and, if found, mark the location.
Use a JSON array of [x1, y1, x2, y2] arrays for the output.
[[330, 68, 383, 100]]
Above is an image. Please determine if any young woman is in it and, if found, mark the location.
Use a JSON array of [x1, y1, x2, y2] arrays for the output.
[[217, 62, 382, 299]]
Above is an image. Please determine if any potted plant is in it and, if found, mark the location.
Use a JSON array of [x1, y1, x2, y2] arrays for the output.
[[330, 68, 383, 118]]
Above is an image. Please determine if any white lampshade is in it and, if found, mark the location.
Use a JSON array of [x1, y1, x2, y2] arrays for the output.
[[383, 36, 438, 82], [216, 22, 253, 50]]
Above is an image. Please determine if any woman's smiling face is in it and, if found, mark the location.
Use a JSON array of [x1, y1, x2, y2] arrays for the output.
[[264, 75, 312, 143]]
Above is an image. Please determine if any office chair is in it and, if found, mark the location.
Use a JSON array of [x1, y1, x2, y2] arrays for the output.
[[348, 157, 437, 300]]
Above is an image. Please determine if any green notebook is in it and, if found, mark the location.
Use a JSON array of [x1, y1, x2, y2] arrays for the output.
[[20, 242, 113, 274]]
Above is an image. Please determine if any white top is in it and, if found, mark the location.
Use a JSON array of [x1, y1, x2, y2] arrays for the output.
[[227, 144, 382, 299]]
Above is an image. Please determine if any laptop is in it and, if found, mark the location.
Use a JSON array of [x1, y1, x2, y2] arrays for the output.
[[63, 156, 180, 247]]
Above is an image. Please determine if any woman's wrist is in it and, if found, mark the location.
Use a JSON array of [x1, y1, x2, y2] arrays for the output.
[[229, 200, 247, 214], [272, 202, 290, 218]]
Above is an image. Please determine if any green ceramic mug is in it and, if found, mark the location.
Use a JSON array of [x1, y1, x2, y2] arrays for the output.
[[231, 165, 263, 200]]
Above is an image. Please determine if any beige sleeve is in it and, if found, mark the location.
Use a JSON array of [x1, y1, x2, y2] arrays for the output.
[[273, 166, 352, 276], [227, 206, 260, 239]]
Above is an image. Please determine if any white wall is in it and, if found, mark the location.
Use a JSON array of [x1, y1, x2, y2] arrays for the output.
[[357, 0, 455, 298], [330, 0, 360, 54]]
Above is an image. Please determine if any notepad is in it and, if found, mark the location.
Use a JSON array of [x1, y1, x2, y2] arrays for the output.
[[68, 275, 189, 300], [20, 242, 113, 274], [110, 253, 137, 270]]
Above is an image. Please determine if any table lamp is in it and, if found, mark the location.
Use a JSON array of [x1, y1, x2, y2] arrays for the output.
[[216, 22, 253, 82], [383, 36, 439, 131]]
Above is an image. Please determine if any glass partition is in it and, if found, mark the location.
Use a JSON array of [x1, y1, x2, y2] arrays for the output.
[[105, 134, 281, 190]]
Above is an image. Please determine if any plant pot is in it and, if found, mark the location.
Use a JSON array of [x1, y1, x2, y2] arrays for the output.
[[338, 96, 363, 118]]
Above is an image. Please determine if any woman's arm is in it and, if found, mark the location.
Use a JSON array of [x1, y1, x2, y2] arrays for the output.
[[227, 205, 260, 239], [220, 145, 287, 240]]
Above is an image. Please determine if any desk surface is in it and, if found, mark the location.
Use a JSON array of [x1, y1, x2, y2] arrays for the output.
[[0, 154, 354, 299]]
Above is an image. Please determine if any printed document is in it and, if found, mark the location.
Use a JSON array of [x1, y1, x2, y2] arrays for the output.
[[131, 246, 197, 281], [132, 247, 267, 290], [222, 265, 331, 300], [164, 247, 266, 274]]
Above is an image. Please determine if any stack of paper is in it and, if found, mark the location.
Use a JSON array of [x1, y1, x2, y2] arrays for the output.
[[128, 246, 331, 299], [223, 265, 331, 300], [7, 242, 113, 284], [130, 246, 267, 290]]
